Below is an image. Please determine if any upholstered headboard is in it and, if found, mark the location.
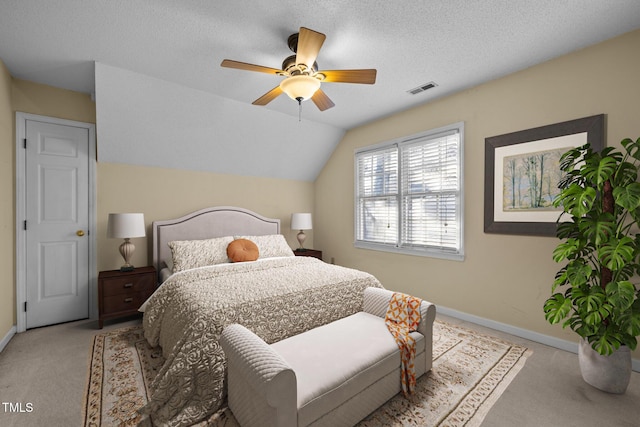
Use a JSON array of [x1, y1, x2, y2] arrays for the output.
[[152, 206, 281, 280]]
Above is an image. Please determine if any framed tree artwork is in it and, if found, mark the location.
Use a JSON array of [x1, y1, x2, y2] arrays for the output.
[[484, 114, 604, 236]]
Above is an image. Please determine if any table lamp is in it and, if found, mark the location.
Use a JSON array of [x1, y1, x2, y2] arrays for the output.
[[107, 213, 146, 271], [291, 213, 312, 250]]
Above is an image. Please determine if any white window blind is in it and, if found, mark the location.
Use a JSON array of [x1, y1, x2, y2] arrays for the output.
[[356, 146, 398, 245], [355, 123, 464, 260]]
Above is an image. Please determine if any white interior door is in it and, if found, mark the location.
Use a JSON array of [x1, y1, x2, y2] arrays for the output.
[[24, 119, 90, 328]]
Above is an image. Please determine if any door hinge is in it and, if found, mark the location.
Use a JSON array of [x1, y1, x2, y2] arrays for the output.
[[24, 301, 27, 312], [23, 138, 27, 149], [24, 220, 27, 230]]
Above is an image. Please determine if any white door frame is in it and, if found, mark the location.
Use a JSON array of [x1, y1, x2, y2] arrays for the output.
[[15, 112, 97, 333]]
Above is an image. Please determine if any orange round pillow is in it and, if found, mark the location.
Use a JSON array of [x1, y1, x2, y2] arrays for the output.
[[227, 239, 259, 262]]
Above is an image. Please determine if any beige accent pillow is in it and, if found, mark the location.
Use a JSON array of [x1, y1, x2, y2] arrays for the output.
[[235, 234, 294, 258], [168, 236, 234, 272], [227, 239, 260, 262]]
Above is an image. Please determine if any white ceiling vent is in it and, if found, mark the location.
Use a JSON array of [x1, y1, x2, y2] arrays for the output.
[[407, 81, 438, 95]]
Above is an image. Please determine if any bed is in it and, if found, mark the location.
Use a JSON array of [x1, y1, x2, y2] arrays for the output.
[[139, 206, 384, 427]]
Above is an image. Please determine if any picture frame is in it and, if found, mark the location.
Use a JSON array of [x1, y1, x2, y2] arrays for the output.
[[484, 114, 604, 236]]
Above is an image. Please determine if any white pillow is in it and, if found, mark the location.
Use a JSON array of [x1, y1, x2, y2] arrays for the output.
[[168, 236, 234, 272], [235, 234, 294, 259]]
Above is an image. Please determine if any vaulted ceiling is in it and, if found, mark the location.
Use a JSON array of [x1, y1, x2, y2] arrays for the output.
[[2, 1, 640, 180]]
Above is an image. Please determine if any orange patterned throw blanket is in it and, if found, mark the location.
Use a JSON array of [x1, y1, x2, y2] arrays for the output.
[[385, 292, 423, 396]]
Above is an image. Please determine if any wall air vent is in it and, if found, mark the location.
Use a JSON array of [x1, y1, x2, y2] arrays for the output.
[[407, 81, 438, 95]]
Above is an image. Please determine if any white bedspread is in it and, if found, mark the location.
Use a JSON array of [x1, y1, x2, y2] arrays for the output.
[[139, 256, 383, 427]]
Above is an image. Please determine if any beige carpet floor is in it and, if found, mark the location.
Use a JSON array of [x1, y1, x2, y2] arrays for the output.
[[1, 314, 639, 426]]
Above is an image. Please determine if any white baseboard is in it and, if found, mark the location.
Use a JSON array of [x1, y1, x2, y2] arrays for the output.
[[437, 305, 640, 373], [0, 325, 16, 353]]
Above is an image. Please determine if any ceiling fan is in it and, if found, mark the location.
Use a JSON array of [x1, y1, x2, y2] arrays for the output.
[[221, 27, 377, 111]]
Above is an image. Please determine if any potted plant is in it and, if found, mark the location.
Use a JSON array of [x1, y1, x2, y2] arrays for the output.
[[544, 137, 640, 393]]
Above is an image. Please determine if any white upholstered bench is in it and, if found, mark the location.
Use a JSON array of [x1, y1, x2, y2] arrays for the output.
[[219, 287, 436, 427]]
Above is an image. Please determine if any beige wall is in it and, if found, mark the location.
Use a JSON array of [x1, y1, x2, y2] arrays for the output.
[[315, 29, 640, 356], [0, 60, 14, 338], [12, 78, 96, 124], [97, 163, 314, 272]]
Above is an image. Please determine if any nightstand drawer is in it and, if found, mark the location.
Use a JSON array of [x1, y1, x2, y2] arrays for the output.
[[98, 266, 156, 328], [103, 291, 149, 314], [101, 274, 155, 297]]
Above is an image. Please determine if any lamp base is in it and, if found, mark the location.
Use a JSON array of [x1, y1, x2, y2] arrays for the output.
[[297, 230, 307, 250], [119, 239, 136, 272]]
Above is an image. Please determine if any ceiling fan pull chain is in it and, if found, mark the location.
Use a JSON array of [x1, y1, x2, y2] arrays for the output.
[[297, 97, 302, 122]]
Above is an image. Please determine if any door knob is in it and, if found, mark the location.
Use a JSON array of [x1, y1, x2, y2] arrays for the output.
[[76, 230, 85, 237]]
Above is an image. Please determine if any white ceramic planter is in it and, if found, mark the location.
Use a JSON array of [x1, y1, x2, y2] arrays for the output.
[[578, 338, 631, 394]]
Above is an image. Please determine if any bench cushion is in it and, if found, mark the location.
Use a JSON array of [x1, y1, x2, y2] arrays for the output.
[[270, 312, 425, 426]]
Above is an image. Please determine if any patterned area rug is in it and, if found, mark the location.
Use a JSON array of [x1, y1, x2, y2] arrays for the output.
[[83, 321, 531, 426]]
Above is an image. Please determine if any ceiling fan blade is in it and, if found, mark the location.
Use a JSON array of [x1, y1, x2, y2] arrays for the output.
[[221, 59, 283, 75], [296, 27, 326, 70], [252, 86, 283, 106], [311, 89, 335, 111], [319, 69, 377, 84]]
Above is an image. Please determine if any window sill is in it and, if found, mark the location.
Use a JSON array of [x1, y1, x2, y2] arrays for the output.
[[354, 241, 464, 262]]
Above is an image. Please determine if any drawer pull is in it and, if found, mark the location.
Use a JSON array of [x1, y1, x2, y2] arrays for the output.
[[124, 283, 134, 288], [124, 297, 133, 303]]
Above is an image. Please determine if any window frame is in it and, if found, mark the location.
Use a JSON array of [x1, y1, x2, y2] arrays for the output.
[[354, 122, 465, 261]]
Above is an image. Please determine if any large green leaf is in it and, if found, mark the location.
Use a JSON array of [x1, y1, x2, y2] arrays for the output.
[[613, 161, 638, 187], [552, 267, 568, 292], [592, 332, 622, 356], [606, 280, 636, 311], [582, 155, 617, 187], [555, 185, 596, 217], [565, 259, 592, 287], [544, 294, 573, 324], [629, 208, 640, 227], [556, 220, 580, 240], [619, 311, 640, 342], [578, 213, 616, 246], [573, 187, 597, 218], [599, 236, 635, 270], [614, 182, 640, 211], [573, 286, 606, 318], [559, 146, 584, 172], [568, 314, 598, 337], [623, 336, 638, 351], [621, 137, 640, 161], [553, 238, 581, 262], [614, 262, 637, 282], [557, 170, 583, 191]]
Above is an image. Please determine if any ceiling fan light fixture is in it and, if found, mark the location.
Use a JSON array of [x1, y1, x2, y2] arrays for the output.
[[279, 75, 321, 102]]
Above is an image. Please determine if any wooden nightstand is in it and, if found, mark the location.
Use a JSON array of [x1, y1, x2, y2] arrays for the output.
[[98, 266, 156, 328], [294, 249, 323, 260]]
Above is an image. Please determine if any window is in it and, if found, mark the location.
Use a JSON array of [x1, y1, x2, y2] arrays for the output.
[[355, 122, 464, 260]]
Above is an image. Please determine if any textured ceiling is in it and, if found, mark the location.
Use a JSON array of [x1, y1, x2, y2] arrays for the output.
[[2, 0, 639, 129], [2, 1, 640, 179]]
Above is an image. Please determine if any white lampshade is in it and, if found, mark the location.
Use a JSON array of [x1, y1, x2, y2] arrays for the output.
[[107, 213, 146, 239], [280, 75, 321, 101], [291, 213, 313, 230]]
